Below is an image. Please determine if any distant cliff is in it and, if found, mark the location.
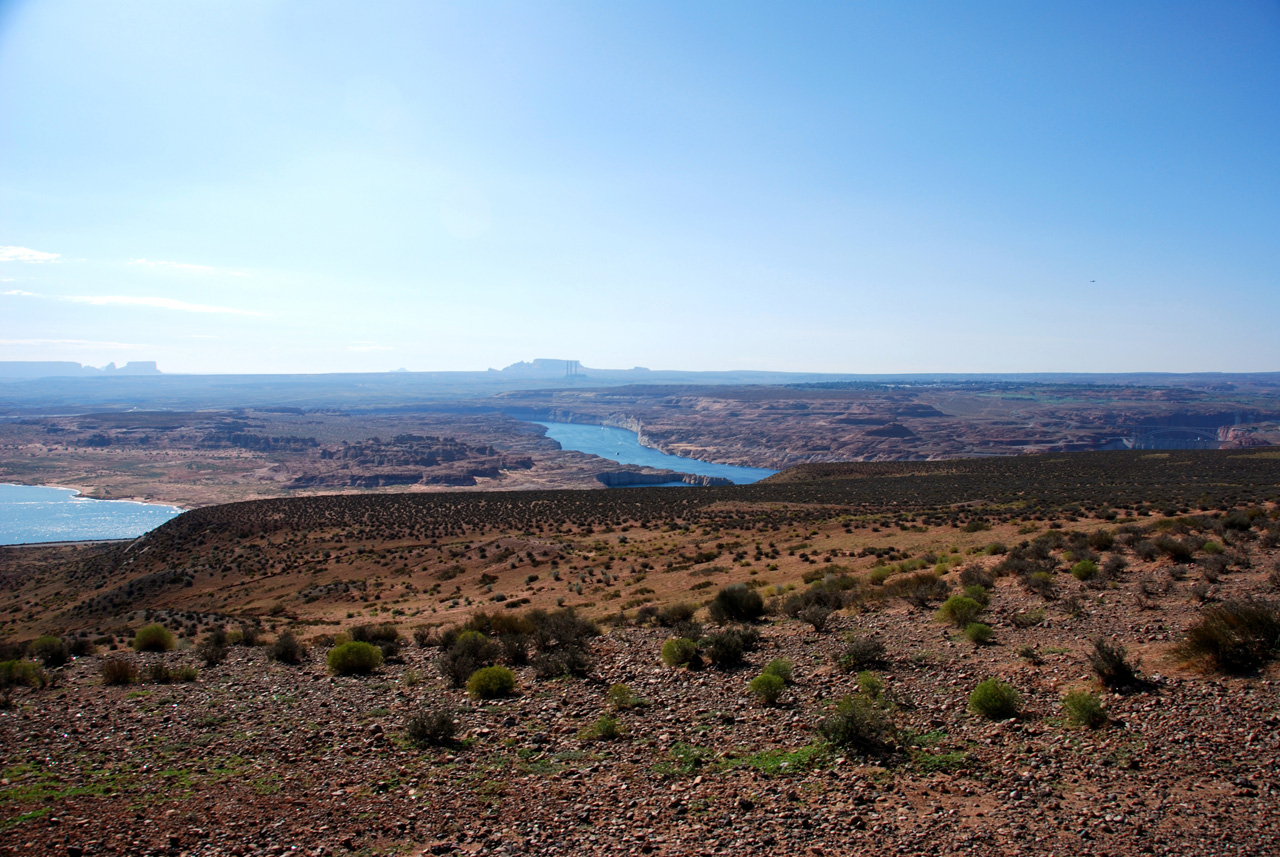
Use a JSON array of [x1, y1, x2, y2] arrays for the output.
[[0, 361, 161, 379]]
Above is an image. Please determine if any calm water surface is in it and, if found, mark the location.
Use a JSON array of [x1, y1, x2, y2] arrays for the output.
[[534, 421, 776, 484], [0, 483, 183, 546]]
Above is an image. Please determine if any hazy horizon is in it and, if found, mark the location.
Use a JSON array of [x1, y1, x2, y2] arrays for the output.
[[3, 1, 1278, 375]]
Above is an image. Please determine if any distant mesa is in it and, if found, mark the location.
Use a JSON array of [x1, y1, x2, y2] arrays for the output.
[[493, 359, 652, 379], [0, 360, 161, 379]]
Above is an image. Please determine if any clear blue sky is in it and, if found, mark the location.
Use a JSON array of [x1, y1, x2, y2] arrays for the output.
[[2, 0, 1277, 374]]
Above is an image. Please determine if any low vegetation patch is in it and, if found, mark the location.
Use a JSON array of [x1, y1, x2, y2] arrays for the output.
[[969, 678, 1020, 720], [132, 624, 175, 653], [327, 641, 383, 676], [1174, 600, 1280, 674], [467, 665, 516, 699]]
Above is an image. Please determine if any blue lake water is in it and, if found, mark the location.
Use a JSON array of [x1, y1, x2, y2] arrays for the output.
[[0, 483, 184, 546], [534, 421, 776, 485]]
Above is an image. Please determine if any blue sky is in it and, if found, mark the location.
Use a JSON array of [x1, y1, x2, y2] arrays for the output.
[[1, 0, 1277, 374]]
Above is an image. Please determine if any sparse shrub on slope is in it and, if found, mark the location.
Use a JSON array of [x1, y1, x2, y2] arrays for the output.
[[969, 678, 1020, 720], [818, 695, 895, 754], [29, 635, 69, 668], [405, 706, 458, 748], [1063, 690, 1107, 728], [351, 623, 403, 661], [0, 659, 47, 707], [327, 641, 383, 676], [101, 656, 137, 686], [935, 595, 983, 628], [1090, 639, 1140, 689], [1174, 600, 1280, 674], [661, 637, 698, 667], [762, 658, 794, 684], [467, 665, 516, 699], [527, 608, 599, 678], [748, 671, 785, 705], [132, 624, 175, 653], [708, 583, 764, 624], [441, 630, 499, 687], [269, 631, 305, 665], [701, 626, 759, 669], [838, 633, 887, 672]]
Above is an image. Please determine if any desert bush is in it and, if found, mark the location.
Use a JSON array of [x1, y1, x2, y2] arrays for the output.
[[269, 631, 305, 665], [132, 624, 175, 653], [1154, 535, 1195, 562], [29, 635, 69, 668], [748, 671, 785, 705], [1025, 571, 1057, 599], [101, 657, 137, 686], [441, 630, 500, 687], [1133, 540, 1159, 561], [1090, 639, 1140, 689], [969, 678, 1020, 720], [527, 608, 599, 678], [660, 637, 698, 667], [655, 602, 698, 627], [173, 665, 199, 682], [405, 706, 457, 747], [351, 623, 403, 661], [66, 636, 96, 658], [818, 694, 895, 754], [606, 683, 645, 710], [701, 627, 759, 669], [762, 658, 794, 684], [857, 670, 884, 699], [1087, 529, 1115, 551], [798, 604, 834, 631], [578, 713, 621, 742], [839, 633, 887, 672], [1063, 690, 1107, 728], [0, 660, 47, 705], [467, 665, 516, 699], [935, 595, 983, 628], [327, 641, 383, 676], [959, 566, 995, 589], [237, 623, 260, 647], [1071, 560, 1099, 582], [963, 584, 990, 606], [708, 584, 765, 624], [886, 571, 949, 608], [965, 622, 993, 645], [1174, 600, 1280, 674], [146, 662, 173, 684]]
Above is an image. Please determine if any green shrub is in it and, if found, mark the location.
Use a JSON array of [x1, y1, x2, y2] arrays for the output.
[[964, 622, 993, 645], [146, 662, 173, 684], [708, 583, 765, 624], [856, 670, 883, 699], [467, 665, 516, 699], [838, 633, 886, 672], [818, 694, 895, 754], [660, 637, 698, 667], [963, 585, 990, 607], [173, 665, 199, 682], [101, 656, 137, 686], [701, 627, 759, 669], [1063, 690, 1106, 728], [1173, 600, 1280, 674], [578, 713, 621, 742], [405, 706, 457, 747], [1071, 560, 1099, 581], [327, 641, 384, 676], [606, 683, 644, 710], [29, 635, 69, 668], [1090, 638, 1139, 689], [748, 672, 785, 705], [969, 678, 1020, 720], [132, 624, 175, 653], [0, 659, 47, 703], [351, 622, 403, 661], [935, 595, 983, 628], [269, 631, 305, 665], [441, 630, 499, 687], [762, 658, 794, 684]]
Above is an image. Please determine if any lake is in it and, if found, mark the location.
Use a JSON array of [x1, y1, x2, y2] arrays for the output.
[[0, 483, 184, 546], [534, 421, 776, 484]]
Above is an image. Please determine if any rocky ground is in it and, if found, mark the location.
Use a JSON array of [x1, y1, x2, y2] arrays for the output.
[[4, 544, 1279, 857]]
